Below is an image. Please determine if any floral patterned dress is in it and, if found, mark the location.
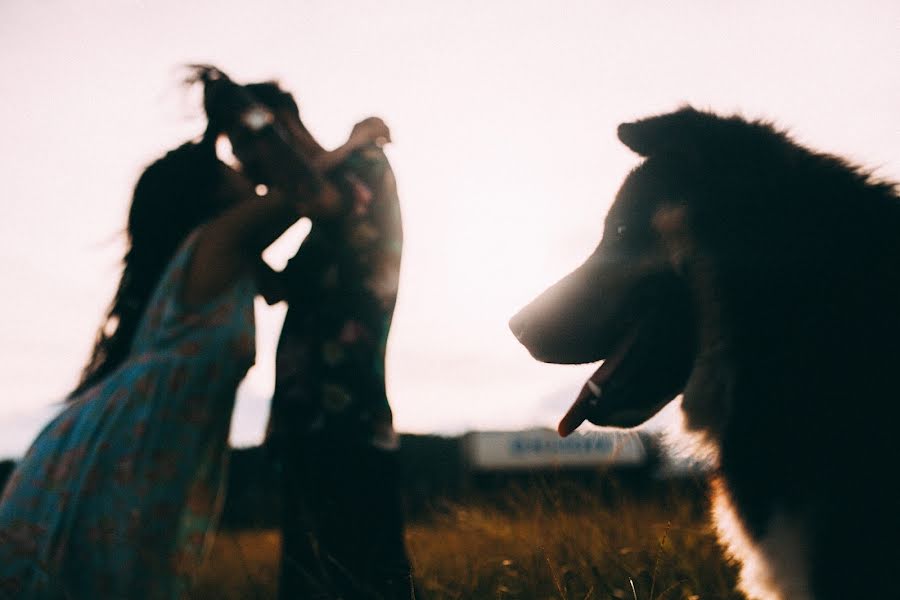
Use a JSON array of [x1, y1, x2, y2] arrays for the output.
[[266, 145, 402, 449], [265, 144, 409, 600], [0, 230, 256, 599]]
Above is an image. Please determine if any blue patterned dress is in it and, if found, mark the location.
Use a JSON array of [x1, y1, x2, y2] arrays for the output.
[[0, 230, 256, 599]]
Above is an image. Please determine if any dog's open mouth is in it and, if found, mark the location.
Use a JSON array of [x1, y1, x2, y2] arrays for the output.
[[511, 266, 696, 435], [558, 324, 641, 435], [557, 303, 694, 435]]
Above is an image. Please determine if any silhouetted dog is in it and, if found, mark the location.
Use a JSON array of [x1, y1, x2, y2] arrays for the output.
[[510, 107, 900, 600]]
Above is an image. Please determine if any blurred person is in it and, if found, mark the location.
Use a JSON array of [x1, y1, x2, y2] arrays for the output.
[[236, 84, 414, 598], [0, 66, 384, 599]]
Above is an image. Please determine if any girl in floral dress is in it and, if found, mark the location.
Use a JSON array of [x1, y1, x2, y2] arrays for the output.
[[0, 68, 387, 599]]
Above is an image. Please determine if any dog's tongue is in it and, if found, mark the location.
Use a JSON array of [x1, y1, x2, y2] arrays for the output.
[[558, 327, 640, 437]]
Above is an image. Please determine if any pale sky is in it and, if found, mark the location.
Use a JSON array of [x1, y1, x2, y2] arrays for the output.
[[1, 0, 898, 457]]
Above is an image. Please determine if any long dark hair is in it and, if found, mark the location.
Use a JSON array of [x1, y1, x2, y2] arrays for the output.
[[71, 67, 303, 398], [189, 64, 302, 136], [70, 140, 222, 398]]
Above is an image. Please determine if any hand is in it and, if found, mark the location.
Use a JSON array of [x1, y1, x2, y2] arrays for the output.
[[218, 161, 317, 221], [348, 117, 391, 150], [227, 107, 323, 195], [295, 181, 342, 219], [218, 162, 259, 203]]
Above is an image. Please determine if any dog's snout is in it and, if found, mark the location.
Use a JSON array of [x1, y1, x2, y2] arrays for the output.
[[508, 311, 529, 342]]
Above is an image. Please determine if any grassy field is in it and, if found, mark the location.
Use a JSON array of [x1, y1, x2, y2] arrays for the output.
[[192, 478, 743, 600]]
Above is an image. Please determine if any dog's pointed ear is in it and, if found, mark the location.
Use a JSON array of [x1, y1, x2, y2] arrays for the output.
[[617, 106, 709, 157]]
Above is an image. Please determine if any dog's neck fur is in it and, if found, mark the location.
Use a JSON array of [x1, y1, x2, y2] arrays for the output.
[[618, 108, 900, 600], [679, 180, 900, 599]]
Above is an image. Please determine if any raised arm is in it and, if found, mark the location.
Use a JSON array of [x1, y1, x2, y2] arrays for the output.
[[182, 164, 338, 307], [313, 117, 392, 173]]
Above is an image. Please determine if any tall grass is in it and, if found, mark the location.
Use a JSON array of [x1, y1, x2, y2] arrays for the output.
[[192, 478, 743, 599], [190, 529, 280, 599], [407, 479, 741, 600]]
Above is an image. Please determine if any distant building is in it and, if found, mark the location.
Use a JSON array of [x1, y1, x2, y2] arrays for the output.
[[462, 428, 648, 472]]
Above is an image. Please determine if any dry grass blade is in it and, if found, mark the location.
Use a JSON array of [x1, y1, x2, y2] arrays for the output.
[[648, 520, 671, 600], [543, 546, 567, 600]]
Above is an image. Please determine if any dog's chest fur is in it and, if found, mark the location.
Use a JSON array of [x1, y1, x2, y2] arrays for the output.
[[710, 476, 811, 600]]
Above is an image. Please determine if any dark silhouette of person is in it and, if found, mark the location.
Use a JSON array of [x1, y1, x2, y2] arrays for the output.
[[231, 85, 414, 599]]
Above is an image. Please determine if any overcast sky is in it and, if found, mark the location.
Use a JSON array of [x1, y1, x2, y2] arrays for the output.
[[1, 0, 897, 457]]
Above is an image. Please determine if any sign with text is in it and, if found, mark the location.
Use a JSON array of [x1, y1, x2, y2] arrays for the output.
[[463, 429, 646, 471]]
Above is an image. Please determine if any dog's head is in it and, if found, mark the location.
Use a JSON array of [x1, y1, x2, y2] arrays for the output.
[[510, 107, 788, 435]]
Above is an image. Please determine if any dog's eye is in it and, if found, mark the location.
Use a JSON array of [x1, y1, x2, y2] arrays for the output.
[[617, 225, 627, 236]]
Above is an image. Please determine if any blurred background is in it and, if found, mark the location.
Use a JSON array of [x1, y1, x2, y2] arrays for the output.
[[1, 0, 898, 458]]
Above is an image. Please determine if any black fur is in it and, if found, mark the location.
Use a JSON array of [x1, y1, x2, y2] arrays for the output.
[[511, 107, 900, 599]]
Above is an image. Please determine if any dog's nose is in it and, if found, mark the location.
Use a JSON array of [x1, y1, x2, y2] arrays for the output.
[[509, 311, 528, 342]]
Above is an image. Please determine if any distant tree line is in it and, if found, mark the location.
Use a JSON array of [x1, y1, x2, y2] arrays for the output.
[[0, 434, 706, 530], [0, 436, 465, 523], [220, 434, 467, 529], [219, 433, 705, 530]]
